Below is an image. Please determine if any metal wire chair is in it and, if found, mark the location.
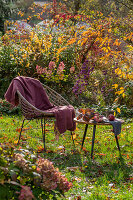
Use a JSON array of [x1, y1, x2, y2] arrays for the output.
[[17, 84, 75, 151]]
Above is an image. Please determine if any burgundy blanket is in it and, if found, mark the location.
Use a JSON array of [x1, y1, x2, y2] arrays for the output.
[[4, 76, 76, 134]]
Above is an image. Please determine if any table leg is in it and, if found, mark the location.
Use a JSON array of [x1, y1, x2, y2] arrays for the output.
[[115, 135, 120, 151], [91, 125, 96, 159], [81, 124, 88, 150]]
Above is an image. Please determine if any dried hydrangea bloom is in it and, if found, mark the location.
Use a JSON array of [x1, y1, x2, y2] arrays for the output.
[[14, 153, 29, 172], [36, 157, 72, 192], [19, 186, 35, 200]]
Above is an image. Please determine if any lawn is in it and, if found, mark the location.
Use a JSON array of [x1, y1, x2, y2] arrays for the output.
[[0, 114, 133, 200]]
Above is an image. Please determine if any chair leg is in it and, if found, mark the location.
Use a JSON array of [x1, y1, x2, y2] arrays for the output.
[[71, 132, 75, 148], [17, 119, 25, 145], [41, 118, 46, 151]]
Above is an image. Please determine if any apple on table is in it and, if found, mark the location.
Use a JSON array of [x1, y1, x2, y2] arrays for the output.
[[108, 114, 115, 121]]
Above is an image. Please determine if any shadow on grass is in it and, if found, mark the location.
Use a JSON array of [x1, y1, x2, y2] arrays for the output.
[[83, 151, 132, 186], [40, 150, 83, 170], [36, 145, 133, 188]]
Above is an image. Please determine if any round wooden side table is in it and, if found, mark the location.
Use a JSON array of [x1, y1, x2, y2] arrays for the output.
[[74, 118, 124, 159]]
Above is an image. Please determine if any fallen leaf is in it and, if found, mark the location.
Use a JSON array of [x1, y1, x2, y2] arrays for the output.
[[67, 166, 79, 172]]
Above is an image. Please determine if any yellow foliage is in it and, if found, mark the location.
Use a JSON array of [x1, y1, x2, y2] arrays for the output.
[[120, 87, 124, 90], [122, 93, 126, 98], [67, 38, 76, 45], [102, 47, 108, 53], [119, 90, 124, 95], [115, 68, 122, 75], [57, 47, 67, 55], [114, 39, 121, 46], [77, 40, 82, 45], [112, 84, 118, 89], [58, 37, 63, 44], [99, 37, 108, 47], [22, 53, 27, 59], [114, 97, 118, 102], [26, 63, 30, 68], [129, 73, 133, 80], [127, 45, 133, 51], [117, 108, 121, 113], [81, 38, 88, 46], [81, 30, 90, 36]]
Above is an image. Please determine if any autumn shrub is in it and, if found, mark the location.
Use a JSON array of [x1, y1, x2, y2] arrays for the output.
[[1, 20, 79, 102], [0, 143, 72, 199], [0, 5, 132, 109], [0, 44, 19, 98], [0, 99, 20, 115], [0, 99, 11, 114]]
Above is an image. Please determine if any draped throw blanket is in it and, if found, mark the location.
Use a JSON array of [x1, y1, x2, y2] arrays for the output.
[[5, 76, 76, 134]]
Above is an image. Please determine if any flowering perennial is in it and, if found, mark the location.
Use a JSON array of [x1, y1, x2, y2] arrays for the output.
[[14, 153, 72, 193]]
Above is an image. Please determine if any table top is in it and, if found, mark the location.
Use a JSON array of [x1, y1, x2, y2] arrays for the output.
[[74, 117, 124, 125]]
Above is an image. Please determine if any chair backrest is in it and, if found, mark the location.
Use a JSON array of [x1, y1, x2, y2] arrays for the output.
[[43, 84, 70, 106], [17, 84, 70, 119], [17, 90, 53, 119]]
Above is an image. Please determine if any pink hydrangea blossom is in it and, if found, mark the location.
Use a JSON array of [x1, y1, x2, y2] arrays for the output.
[[36, 65, 39, 70], [70, 66, 75, 73], [36, 65, 43, 74], [42, 68, 47, 74], [48, 61, 56, 70], [36, 65, 47, 75], [57, 61, 65, 74]]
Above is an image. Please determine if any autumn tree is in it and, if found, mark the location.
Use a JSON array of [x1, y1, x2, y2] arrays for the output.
[[0, 0, 16, 34], [0, 0, 34, 34]]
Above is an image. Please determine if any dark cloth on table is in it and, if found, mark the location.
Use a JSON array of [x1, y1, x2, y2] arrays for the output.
[[4, 76, 76, 134], [109, 120, 122, 136]]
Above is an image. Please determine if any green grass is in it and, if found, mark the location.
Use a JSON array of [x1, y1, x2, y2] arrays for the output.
[[0, 114, 133, 200]]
